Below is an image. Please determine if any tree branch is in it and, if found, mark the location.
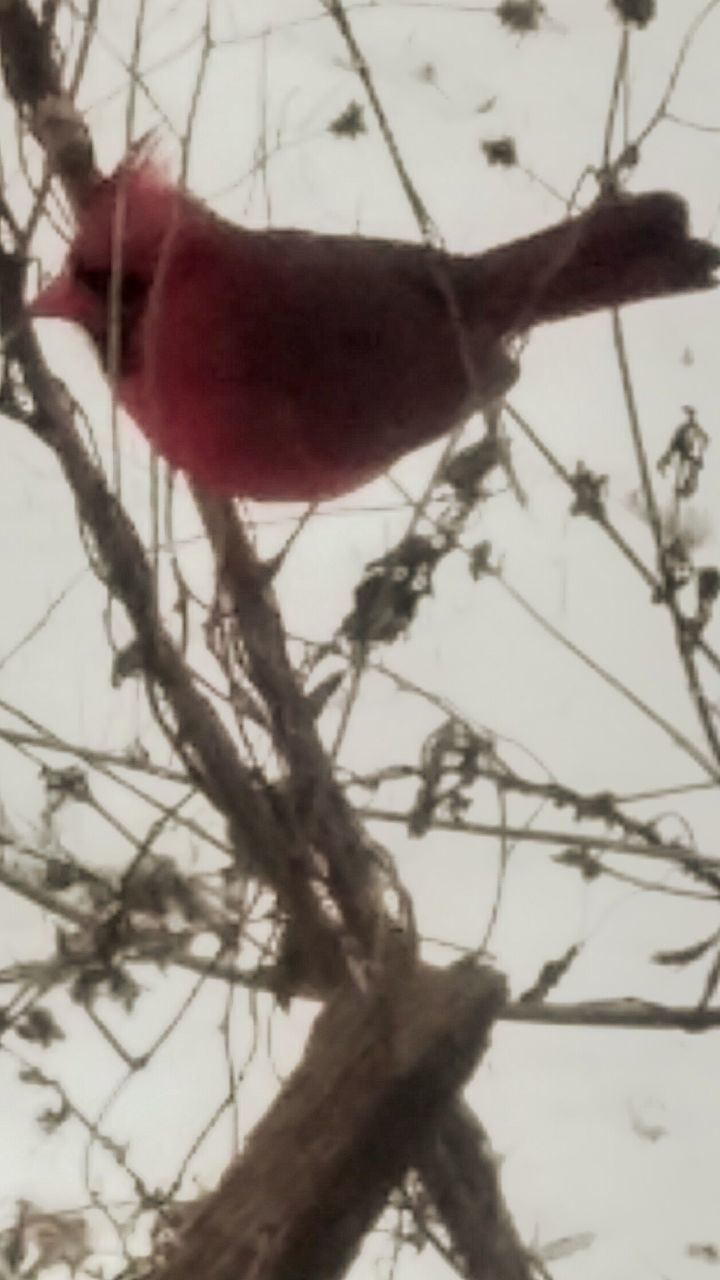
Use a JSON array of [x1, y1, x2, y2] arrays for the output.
[[155, 962, 506, 1280]]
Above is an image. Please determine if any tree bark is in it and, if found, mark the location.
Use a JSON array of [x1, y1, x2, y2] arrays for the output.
[[419, 1100, 533, 1280], [155, 962, 505, 1280]]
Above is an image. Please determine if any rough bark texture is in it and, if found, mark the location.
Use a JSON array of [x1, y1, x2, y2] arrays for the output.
[[155, 962, 506, 1280], [419, 1100, 533, 1280]]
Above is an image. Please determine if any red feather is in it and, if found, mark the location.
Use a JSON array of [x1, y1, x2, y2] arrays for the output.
[[31, 159, 718, 501]]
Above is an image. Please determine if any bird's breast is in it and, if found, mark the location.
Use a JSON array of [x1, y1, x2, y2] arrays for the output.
[[124, 221, 515, 500]]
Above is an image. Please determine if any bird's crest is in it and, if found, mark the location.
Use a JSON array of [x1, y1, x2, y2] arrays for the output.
[[72, 149, 181, 280]]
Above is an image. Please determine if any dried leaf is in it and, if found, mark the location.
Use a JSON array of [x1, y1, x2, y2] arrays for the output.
[[482, 135, 517, 167], [15, 1006, 64, 1046], [554, 847, 603, 881], [496, 1, 545, 33], [653, 932, 719, 967], [539, 1232, 595, 1263], [609, 0, 656, 28], [519, 944, 582, 1003], [329, 100, 366, 139]]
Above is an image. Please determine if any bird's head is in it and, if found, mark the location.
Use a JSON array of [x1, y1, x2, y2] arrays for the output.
[[30, 156, 179, 353]]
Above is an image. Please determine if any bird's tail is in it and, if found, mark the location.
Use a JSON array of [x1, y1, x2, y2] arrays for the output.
[[459, 192, 719, 335]]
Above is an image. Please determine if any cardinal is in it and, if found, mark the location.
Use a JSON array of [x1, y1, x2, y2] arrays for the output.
[[31, 159, 718, 502]]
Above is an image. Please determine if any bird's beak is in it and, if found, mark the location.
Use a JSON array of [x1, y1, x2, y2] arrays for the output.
[[30, 272, 98, 328]]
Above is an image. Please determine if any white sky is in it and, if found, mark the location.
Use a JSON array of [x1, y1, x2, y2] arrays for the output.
[[1, 1, 720, 1277]]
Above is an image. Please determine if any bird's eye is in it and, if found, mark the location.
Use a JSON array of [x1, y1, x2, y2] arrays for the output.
[[74, 262, 109, 297], [74, 262, 147, 309]]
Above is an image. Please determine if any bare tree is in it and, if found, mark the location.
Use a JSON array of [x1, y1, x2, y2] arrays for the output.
[[0, 2, 718, 1278]]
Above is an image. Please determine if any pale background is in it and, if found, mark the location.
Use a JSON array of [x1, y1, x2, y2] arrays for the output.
[[0, 2, 719, 1277]]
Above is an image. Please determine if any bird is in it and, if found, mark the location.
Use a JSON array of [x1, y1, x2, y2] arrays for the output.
[[31, 157, 719, 502]]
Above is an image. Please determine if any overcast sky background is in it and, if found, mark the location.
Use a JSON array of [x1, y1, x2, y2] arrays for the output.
[[1, 1, 720, 1277]]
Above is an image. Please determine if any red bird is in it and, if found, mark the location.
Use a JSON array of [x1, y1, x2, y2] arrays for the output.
[[31, 160, 718, 502]]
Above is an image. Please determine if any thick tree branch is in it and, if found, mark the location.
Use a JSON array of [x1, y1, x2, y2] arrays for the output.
[[419, 1100, 533, 1280], [0, 0, 97, 207], [193, 492, 394, 956], [154, 962, 506, 1280]]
